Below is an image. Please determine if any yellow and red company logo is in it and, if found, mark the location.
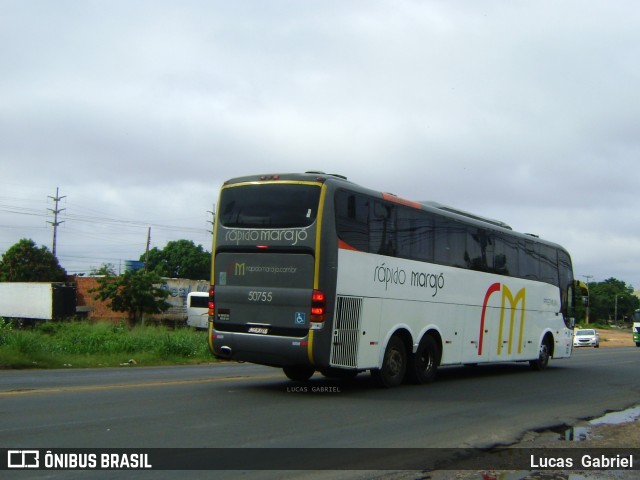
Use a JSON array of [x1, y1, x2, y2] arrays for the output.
[[478, 282, 526, 356]]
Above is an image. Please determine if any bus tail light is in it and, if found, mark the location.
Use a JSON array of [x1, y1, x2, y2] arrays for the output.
[[311, 289, 326, 322], [208, 285, 215, 316]]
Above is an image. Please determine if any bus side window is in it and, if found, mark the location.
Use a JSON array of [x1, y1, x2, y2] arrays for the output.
[[397, 206, 434, 261], [538, 244, 559, 286], [434, 217, 466, 268], [492, 234, 516, 276], [467, 229, 491, 272], [336, 190, 369, 252], [558, 250, 575, 327], [371, 201, 397, 256], [518, 240, 539, 281]]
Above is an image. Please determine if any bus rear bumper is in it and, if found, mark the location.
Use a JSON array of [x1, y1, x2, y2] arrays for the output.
[[211, 330, 313, 368]]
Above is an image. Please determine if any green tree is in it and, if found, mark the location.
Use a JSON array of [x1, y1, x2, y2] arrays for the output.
[[586, 278, 639, 324], [90, 263, 118, 276], [141, 240, 210, 280], [0, 238, 67, 282], [91, 270, 171, 326]]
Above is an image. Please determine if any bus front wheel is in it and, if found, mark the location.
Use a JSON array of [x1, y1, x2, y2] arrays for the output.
[[283, 366, 315, 382], [372, 336, 406, 388], [529, 339, 551, 371]]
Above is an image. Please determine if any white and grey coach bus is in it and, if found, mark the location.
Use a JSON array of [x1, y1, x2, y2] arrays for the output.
[[208, 172, 575, 387]]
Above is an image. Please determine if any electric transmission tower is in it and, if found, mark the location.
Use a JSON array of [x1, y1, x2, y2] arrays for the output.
[[48, 187, 66, 257]]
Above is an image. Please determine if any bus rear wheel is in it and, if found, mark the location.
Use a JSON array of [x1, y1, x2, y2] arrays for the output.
[[410, 335, 440, 384], [283, 366, 315, 382], [372, 336, 406, 388]]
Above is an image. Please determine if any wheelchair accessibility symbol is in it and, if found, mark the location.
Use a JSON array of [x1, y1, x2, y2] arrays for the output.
[[294, 312, 306, 325]]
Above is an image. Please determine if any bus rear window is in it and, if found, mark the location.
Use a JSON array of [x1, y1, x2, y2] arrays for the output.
[[219, 184, 321, 228]]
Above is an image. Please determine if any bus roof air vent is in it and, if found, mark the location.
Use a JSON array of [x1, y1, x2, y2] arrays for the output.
[[305, 171, 348, 180], [420, 201, 512, 230]]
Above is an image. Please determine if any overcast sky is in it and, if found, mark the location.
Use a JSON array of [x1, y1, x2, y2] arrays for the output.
[[1, 0, 639, 290]]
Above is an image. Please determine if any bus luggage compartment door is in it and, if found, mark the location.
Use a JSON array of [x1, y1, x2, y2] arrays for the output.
[[213, 285, 313, 338]]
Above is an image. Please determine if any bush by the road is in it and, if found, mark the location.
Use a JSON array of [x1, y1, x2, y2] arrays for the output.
[[0, 318, 213, 368]]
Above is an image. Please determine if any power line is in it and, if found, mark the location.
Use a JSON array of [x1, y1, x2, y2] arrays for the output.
[[1, 193, 212, 273], [0, 201, 207, 234]]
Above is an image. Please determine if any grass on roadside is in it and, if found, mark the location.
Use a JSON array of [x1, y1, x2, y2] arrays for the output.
[[0, 318, 214, 369]]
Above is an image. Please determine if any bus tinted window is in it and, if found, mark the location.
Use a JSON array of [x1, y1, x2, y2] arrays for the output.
[[397, 206, 434, 261], [539, 244, 559, 286], [467, 228, 491, 272], [434, 217, 466, 268], [219, 184, 321, 228], [370, 201, 397, 256], [558, 249, 574, 322], [493, 234, 518, 276], [335, 191, 369, 251], [334, 188, 562, 289], [519, 240, 538, 281]]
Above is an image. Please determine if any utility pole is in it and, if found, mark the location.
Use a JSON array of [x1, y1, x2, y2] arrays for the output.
[[144, 227, 151, 271], [581, 275, 593, 324], [142, 227, 151, 327], [48, 187, 66, 257], [207, 204, 216, 234]]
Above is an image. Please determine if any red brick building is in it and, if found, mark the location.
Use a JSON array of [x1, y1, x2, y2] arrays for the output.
[[74, 276, 209, 324]]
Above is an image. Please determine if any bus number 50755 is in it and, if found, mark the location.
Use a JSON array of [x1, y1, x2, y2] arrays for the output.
[[248, 291, 273, 302]]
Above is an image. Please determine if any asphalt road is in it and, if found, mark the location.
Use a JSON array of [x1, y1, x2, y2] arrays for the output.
[[1, 347, 639, 479]]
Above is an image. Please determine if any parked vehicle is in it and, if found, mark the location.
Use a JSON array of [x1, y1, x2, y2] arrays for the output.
[[573, 328, 600, 348], [633, 321, 640, 347], [186, 292, 209, 329]]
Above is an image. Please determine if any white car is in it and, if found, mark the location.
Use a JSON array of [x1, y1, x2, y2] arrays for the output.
[[573, 328, 600, 348]]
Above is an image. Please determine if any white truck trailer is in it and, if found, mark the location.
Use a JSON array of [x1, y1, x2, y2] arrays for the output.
[[0, 282, 76, 321]]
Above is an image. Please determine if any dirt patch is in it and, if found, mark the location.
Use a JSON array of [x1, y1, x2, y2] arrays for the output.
[[595, 327, 636, 348], [520, 417, 640, 448], [426, 418, 640, 480]]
